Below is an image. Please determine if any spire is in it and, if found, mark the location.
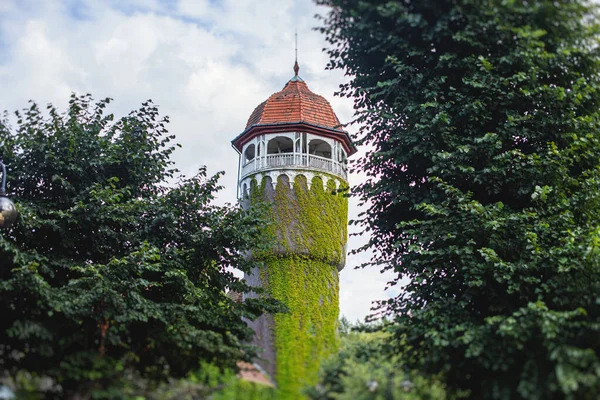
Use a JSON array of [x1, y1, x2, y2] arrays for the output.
[[293, 30, 299, 76]]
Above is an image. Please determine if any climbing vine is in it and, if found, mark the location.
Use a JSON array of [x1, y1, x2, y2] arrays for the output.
[[250, 174, 349, 399]]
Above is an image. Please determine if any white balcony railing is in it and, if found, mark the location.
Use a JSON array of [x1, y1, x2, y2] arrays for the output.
[[241, 153, 347, 181]]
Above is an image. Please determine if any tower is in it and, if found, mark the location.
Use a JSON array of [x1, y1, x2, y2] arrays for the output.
[[231, 63, 356, 398]]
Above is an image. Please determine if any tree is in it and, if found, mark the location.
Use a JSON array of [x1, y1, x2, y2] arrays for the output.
[[0, 94, 277, 399], [318, 0, 600, 398], [306, 319, 449, 400]]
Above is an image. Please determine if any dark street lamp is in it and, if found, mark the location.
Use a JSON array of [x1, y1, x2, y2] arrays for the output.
[[0, 160, 18, 229]]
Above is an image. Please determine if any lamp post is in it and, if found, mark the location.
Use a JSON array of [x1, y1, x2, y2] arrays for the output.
[[0, 160, 18, 229]]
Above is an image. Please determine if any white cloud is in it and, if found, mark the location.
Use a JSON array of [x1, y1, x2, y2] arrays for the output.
[[0, 0, 399, 322], [177, 0, 211, 19]]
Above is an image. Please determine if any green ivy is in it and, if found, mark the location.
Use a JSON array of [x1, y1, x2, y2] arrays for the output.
[[210, 375, 276, 400], [251, 174, 349, 399]]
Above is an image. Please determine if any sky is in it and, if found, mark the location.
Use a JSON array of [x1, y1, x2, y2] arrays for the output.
[[0, 0, 400, 322]]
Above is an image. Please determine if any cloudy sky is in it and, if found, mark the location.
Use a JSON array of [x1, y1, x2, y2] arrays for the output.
[[0, 0, 400, 322]]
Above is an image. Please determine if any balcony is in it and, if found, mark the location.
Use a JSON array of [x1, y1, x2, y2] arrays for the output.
[[240, 153, 348, 181]]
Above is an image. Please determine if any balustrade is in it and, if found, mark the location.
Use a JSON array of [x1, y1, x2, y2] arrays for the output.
[[241, 152, 347, 180]]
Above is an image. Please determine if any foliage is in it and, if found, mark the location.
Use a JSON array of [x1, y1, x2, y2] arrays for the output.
[[251, 174, 348, 266], [0, 94, 278, 399], [318, 0, 600, 398], [306, 319, 449, 400], [250, 174, 348, 399], [11, 363, 277, 400], [209, 373, 276, 400], [131, 362, 277, 400], [262, 255, 339, 400]]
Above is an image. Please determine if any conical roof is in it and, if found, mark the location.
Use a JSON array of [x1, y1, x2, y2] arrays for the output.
[[245, 77, 342, 131], [232, 65, 356, 157]]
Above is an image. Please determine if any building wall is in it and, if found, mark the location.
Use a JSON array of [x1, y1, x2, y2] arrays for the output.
[[243, 173, 348, 399]]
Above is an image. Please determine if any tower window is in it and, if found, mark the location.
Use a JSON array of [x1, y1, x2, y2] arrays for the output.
[[267, 136, 294, 154], [338, 147, 347, 163], [308, 139, 332, 159], [244, 144, 256, 163]]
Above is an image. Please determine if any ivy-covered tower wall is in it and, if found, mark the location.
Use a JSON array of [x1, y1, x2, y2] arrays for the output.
[[244, 173, 347, 397], [232, 68, 355, 398]]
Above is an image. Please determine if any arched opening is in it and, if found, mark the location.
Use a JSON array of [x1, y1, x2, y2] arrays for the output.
[[277, 174, 290, 188], [242, 183, 248, 197], [338, 146, 347, 163], [244, 144, 256, 163], [267, 136, 294, 154], [308, 139, 332, 159]]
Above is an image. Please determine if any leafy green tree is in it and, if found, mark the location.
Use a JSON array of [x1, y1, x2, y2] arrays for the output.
[[0, 94, 277, 399], [306, 319, 448, 400], [318, 0, 600, 398], [126, 362, 276, 400]]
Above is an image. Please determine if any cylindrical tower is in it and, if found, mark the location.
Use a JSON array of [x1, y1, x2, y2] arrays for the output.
[[231, 64, 356, 398]]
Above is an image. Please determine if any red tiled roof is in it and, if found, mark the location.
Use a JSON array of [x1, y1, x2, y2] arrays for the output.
[[237, 361, 276, 387], [226, 290, 242, 303], [245, 78, 342, 131]]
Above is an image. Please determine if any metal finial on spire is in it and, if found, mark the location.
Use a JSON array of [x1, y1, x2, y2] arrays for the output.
[[293, 31, 299, 76]]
